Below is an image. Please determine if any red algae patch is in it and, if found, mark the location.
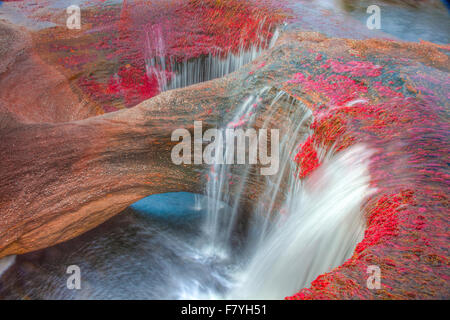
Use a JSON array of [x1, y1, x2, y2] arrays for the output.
[[31, 0, 288, 114], [280, 37, 449, 299], [294, 136, 320, 179]]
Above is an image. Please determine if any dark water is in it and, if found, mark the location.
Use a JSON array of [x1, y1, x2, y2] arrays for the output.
[[0, 193, 238, 300]]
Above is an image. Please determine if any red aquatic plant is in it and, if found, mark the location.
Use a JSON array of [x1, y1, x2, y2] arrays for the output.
[[42, 0, 287, 112], [293, 136, 320, 179], [283, 43, 449, 298]]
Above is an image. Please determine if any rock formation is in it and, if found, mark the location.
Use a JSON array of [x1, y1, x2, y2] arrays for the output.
[[0, 0, 448, 299]]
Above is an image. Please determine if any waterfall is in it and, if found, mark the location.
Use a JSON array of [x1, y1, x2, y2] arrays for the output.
[[193, 194, 203, 211], [201, 87, 272, 257], [165, 45, 265, 91], [1, 19, 372, 299], [0, 93, 374, 301], [197, 89, 373, 299], [229, 145, 373, 299], [145, 22, 282, 92], [143, 18, 372, 298], [144, 24, 169, 91], [202, 89, 311, 255]]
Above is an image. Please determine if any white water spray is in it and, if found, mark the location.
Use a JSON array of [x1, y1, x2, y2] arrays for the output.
[[2, 25, 373, 301], [145, 22, 282, 92], [197, 89, 373, 299], [230, 145, 373, 299], [0, 91, 373, 300]]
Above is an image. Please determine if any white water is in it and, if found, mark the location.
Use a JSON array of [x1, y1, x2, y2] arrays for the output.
[[230, 145, 373, 299], [190, 89, 374, 299], [0, 255, 16, 278], [1, 24, 373, 300], [141, 16, 374, 298], [145, 23, 281, 92]]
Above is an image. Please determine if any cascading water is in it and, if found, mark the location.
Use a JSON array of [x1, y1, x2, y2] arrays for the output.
[[0, 255, 15, 278], [190, 89, 374, 299], [229, 145, 373, 299], [145, 22, 282, 92], [0, 10, 374, 299], [202, 87, 274, 257], [1, 0, 447, 302]]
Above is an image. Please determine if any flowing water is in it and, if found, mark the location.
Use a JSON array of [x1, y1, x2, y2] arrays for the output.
[[193, 90, 373, 299], [0, 88, 373, 299], [230, 145, 373, 299], [145, 23, 281, 92], [1, 0, 446, 300]]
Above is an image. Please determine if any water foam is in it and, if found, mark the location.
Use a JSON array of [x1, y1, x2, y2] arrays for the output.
[[229, 145, 373, 299], [0, 255, 16, 278]]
